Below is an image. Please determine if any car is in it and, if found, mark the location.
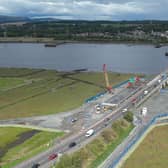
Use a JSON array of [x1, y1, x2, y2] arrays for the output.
[[95, 104, 101, 113], [122, 108, 128, 113], [144, 90, 148, 95], [32, 163, 40, 168], [69, 142, 76, 148], [48, 153, 58, 160], [141, 107, 147, 116], [85, 129, 94, 137], [104, 117, 110, 122], [131, 98, 137, 103], [71, 118, 77, 123], [104, 123, 108, 127]]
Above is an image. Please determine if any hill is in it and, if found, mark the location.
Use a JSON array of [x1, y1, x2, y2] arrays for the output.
[[0, 15, 29, 23]]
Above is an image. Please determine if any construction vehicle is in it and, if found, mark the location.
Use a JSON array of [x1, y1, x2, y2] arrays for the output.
[[101, 102, 118, 111], [126, 76, 140, 88], [103, 64, 112, 92]]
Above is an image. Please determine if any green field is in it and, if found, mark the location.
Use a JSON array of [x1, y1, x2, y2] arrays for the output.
[[0, 127, 64, 168], [54, 115, 134, 168], [0, 68, 133, 119], [0, 78, 24, 90], [122, 125, 168, 168]]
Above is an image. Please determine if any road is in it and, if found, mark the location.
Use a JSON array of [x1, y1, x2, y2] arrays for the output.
[[13, 71, 168, 168]]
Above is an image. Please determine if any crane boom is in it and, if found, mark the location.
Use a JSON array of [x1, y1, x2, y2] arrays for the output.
[[103, 64, 112, 92]]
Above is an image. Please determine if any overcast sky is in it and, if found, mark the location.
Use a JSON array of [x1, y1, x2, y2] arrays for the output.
[[0, 0, 167, 20]]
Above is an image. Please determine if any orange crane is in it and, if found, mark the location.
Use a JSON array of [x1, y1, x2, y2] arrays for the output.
[[103, 64, 112, 92]]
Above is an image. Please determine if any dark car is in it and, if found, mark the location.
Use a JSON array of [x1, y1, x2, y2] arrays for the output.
[[48, 153, 58, 160], [105, 117, 110, 122], [71, 118, 78, 123], [32, 163, 40, 168], [69, 142, 76, 148]]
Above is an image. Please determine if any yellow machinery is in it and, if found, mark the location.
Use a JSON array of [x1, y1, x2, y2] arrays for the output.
[[103, 64, 112, 92]]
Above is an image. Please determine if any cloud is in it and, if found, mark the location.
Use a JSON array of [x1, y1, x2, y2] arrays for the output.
[[0, 0, 167, 20]]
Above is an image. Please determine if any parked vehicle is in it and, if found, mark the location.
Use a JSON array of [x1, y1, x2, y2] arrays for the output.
[[95, 104, 101, 113], [48, 153, 58, 160], [69, 142, 76, 148], [85, 129, 94, 137]]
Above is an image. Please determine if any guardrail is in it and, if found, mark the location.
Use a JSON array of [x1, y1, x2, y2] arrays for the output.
[[109, 113, 168, 168]]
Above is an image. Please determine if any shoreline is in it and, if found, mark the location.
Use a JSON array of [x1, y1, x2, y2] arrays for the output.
[[0, 37, 168, 46], [0, 67, 151, 76]]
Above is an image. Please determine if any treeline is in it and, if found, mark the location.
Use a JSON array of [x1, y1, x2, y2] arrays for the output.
[[0, 20, 168, 40]]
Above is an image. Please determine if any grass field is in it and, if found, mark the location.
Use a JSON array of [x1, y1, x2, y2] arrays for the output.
[[0, 68, 133, 119], [0, 127, 64, 168], [122, 125, 168, 168], [0, 78, 24, 90], [0, 127, 29, 149]]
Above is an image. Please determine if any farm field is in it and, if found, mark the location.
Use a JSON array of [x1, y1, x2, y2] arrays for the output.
[[0, 127, 64, 168], [122, 125, 168, 168], [0, 68, 133, 119]]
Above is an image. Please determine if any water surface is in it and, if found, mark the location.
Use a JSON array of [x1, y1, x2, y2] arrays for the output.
[[0, 43, 168, 74]]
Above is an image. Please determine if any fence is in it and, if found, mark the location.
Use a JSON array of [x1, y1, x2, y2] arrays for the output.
[[109, 113, 168, 168]]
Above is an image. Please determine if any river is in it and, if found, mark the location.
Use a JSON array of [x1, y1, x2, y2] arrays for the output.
[[0, 43, 168, 74]]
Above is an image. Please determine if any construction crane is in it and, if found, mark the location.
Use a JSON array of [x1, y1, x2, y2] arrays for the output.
[[103, 64, 112, 92]]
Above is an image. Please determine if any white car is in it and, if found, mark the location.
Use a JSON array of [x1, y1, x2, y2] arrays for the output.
[[122, 108, 128, 113], [144, 90, 148, 95], [85, 129, 94, 137], [95, 104, 101, 113]]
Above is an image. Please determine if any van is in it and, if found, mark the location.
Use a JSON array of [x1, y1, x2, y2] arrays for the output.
[[85, 129, 94, 137], [141, 107, 147, 116]]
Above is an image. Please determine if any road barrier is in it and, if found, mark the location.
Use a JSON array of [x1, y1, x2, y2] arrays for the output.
[[160, 89, 168, 93], [85, 80, 129, 103], [84, 91, 106, 103], [109, 113, 168, 168], [113, 80, 129, 89]]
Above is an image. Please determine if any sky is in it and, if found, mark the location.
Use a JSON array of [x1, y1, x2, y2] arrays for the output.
[[0, 0, 167, 20]]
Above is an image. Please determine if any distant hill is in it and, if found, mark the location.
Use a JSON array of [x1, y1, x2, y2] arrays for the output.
[[0, 15, 62, 24], [31, 17, 61, 22], [0, 15, 30, 23]]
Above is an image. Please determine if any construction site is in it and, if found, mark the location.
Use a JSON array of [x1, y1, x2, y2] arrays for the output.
[[2, 63, 165, 168]]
